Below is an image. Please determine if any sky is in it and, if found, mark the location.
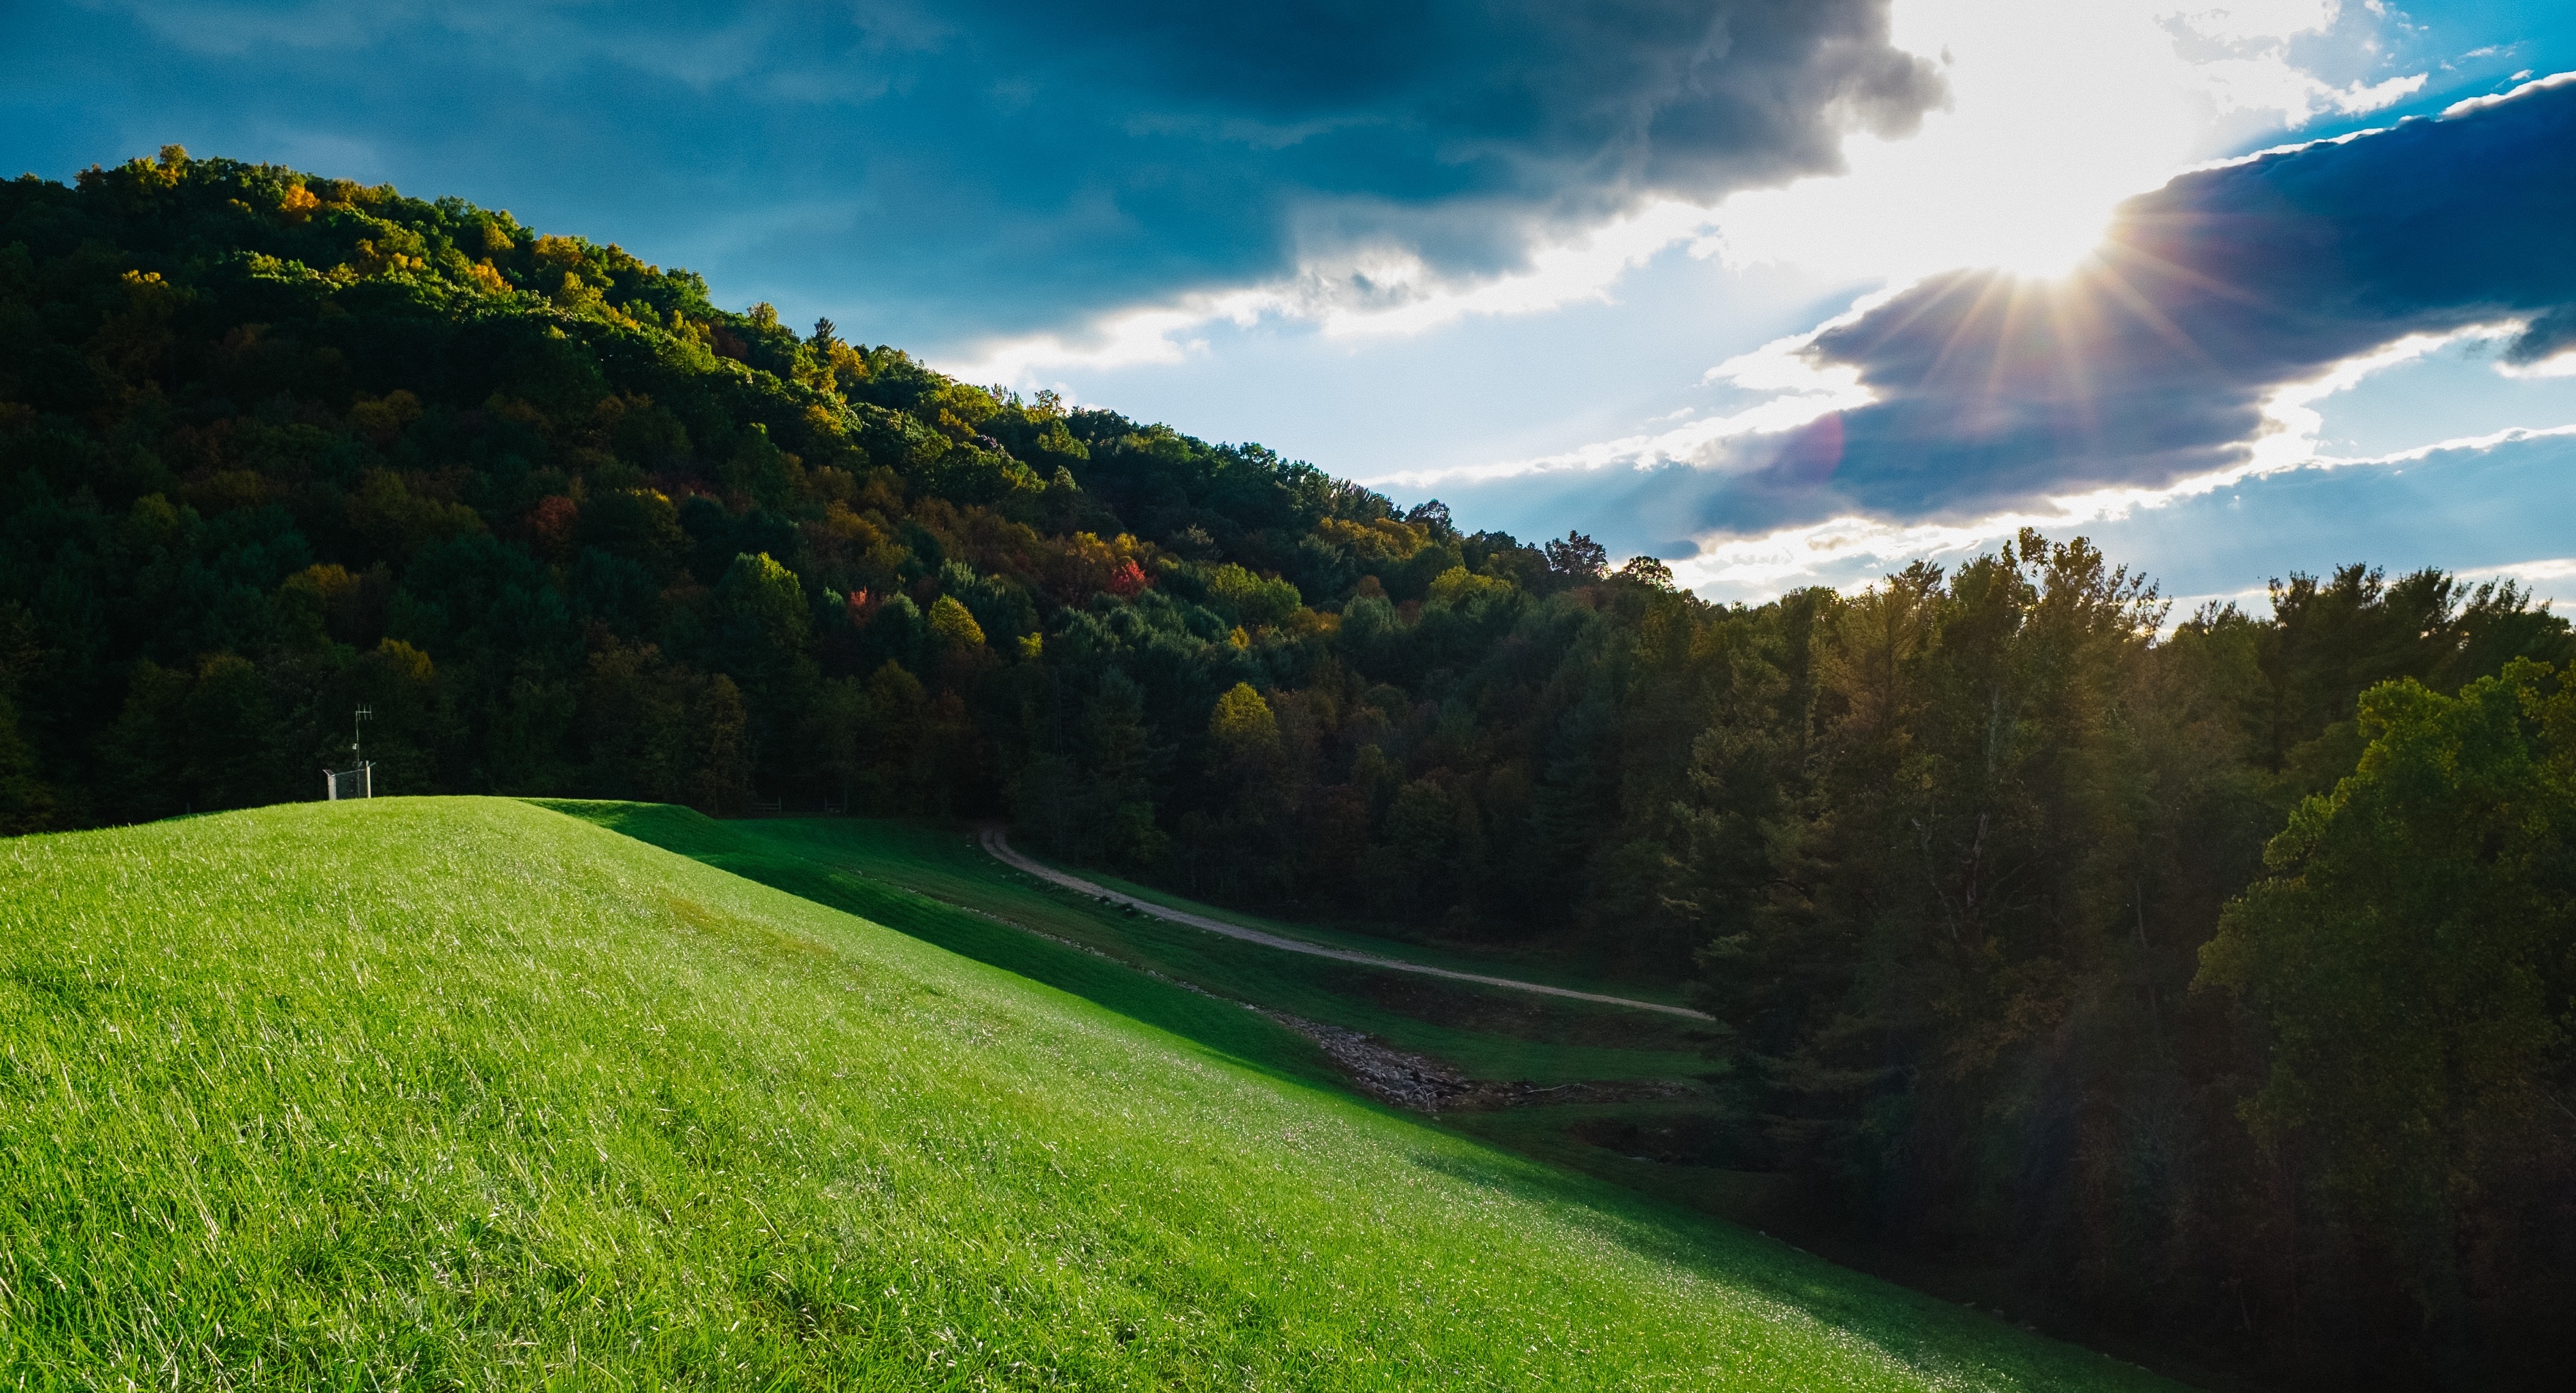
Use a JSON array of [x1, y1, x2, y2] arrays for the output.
[[6, 0, 2574, 611]]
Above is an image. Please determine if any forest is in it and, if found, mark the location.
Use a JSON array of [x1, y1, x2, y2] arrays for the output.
[[3, 148, 2571, 1389]]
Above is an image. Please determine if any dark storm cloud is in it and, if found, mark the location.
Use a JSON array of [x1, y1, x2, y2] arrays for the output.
[[0, 1, 1939, 345], [1689, 72, 2576, 534]]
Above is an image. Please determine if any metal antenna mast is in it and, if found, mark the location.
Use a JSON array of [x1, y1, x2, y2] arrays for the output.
[[326, 705, 378, 801]]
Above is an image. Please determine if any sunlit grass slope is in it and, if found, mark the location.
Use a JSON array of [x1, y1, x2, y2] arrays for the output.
[[0, 799, 2181, 1390]]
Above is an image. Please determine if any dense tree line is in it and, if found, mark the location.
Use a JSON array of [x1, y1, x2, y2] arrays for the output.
[[3, 149, 2571, 1388]]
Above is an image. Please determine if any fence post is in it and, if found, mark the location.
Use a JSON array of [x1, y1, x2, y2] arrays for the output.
[[324, 770, 337, 801]]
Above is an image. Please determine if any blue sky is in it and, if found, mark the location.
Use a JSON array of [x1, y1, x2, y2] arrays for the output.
[[6, 0, 2573, 609]]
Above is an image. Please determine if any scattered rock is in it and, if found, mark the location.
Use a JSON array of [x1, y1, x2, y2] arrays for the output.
[[1257, 1009, 1472, 1111], [1253, 1009, 1691, 1114]]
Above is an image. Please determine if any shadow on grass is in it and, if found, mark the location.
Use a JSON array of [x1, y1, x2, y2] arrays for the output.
[[534, 801, 2184, 1390], [1398, 1133, 2162, 1390], [531, 801, 1342, 1094]]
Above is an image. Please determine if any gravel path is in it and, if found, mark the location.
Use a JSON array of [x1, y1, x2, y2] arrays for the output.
[[979, 827, 1712, 1021]]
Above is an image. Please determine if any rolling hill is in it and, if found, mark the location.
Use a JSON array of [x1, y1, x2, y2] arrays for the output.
[[0, 796, 2182, 1389]]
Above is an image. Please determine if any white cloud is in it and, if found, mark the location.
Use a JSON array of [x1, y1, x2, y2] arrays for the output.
[[2452, 556, 2576, 611], [1302, 200, 1723, 340], [2173, 0, 2339, 46], [1638, 312, 2576, 602], [2481, 556, 2576, 582], [1664, 408, 2576, 604], [2437, 66, 2576, 118], [2498, 350, 2576, 380], [2330, 70, 2428, 111], [949, 288, 1278, 382], [1668, 419, 2576, 603], [952, 0, 2418, 384], [2196, 58, 2423, 116], [1706, 0, 2421, 282], [944, 197, 1730, 381]]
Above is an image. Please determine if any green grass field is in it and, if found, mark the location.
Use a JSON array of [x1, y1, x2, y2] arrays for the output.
[[556, 807, 1712, 1089], [535, 803, 1349, 1092], [0, 797, 2184, 1388], [554, 809, 1780, 1241]]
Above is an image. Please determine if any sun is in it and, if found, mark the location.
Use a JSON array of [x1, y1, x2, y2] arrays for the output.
[[1970, 201, 2115, 282]]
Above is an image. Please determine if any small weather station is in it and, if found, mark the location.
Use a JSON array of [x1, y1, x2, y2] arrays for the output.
[[324, 704, 374, 801]]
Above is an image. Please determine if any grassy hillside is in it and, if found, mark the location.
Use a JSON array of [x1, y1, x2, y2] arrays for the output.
[[547, 806, 1771, 1233], [0, 798, 2186, 1389], [543, 808, 2006, 1334], [552, 806, 1711, 1088], [533, 801, 1350, 1092]]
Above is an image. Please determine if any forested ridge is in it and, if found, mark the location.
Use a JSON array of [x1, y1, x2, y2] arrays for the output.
[[4, 148, 2572, 1388]]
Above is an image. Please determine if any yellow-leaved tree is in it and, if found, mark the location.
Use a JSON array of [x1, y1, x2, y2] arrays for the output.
[[1207, 682, 1278, 762], [928, 595, 985, 653]]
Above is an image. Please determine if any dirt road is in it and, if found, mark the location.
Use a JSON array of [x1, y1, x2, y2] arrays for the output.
[[978, 827, 1712, 1021]]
